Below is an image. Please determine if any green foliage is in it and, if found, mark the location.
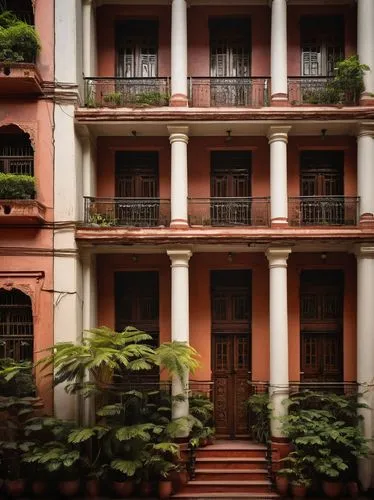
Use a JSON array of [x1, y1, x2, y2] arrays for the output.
[[103, 92, 122, 106], [0, 11, 40, 63], [89, 212, 116, 227], [0, 173, 35, 200], [278, 450, 312, 487], [0, 359, 35, 397], [247, 393, 271, 444], [155, 341, 200, 384], [133, 91, 169, 107]]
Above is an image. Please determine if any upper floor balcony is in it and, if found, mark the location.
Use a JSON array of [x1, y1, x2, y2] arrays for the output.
[[81, 2, 372, 110]]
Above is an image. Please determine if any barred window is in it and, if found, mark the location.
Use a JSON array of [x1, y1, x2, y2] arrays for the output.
[[0, 289, 34, 362], [0, 125, 34, 176]]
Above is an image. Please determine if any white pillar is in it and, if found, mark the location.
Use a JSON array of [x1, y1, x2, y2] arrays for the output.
[[266, 247, 291, 438], [167, 249, 192, 421], [357, 127, 374, 223], [82, 0, 95, 77], [268, 126, 291, 225], [168, 126, 189, 227], [270, 0, 288, 102], [82, 252, 97, 425], [357, 0, 374, 100], [356, 245, 374, 490], [170, 0, 188, 106]]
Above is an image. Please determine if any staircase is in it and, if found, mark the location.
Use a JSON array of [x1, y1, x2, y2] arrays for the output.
[[173, 440, 279, 499]]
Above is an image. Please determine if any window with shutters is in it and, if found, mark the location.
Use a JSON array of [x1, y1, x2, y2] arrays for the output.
[[301, 16, 344, 77], [116, 21, 158, 78], [0, 126, 34, 176], [0, 289, 33, 362], [210, 151, 251, 225]]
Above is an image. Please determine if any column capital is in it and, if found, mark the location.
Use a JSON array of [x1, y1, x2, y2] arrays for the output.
[[354, 244, 374, 259], [267, 126, 292, 144], [357, 123, 374, 138], [269, 0, 287, 5], [167, 249, 192, 267], [82, 0, 95, 5], [266, 247, 292, 268], [168, 126, 189, 144]]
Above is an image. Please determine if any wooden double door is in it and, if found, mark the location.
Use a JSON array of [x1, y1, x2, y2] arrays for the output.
[[211, 271, 251, 438]]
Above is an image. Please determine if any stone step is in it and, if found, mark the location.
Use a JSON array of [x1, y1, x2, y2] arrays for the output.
[[195, 446, 267, 459], [173, 493, 280, 499], [178, 480, 273, 494], [194, 468, 268, 481], [195, 456, 267, 470]]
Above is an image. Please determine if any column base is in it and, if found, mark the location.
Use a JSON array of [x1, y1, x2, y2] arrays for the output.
[[170, 94, 189, 107], [270, 437, 291, 475], [359, 213, 374, 227], [170, 219, 189, 229], [359, 95, 374, 107], [271, 217, 288, 228], [271, 94, 289, 107]]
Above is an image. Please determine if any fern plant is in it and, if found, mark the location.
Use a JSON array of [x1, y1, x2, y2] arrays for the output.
[[155, 341, 200, 384], [38, 326, 156, 395]]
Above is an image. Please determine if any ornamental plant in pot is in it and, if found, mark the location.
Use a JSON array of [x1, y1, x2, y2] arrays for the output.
[[275, 469, 289, 496], [278, 451, 311, 499]]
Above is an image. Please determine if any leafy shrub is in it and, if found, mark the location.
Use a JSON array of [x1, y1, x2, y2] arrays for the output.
[[103, 92, 122, 106], [0, 358, 35, 397], [0, 173, 36, 199], [247, 392, 271, 444], [0, 11, 40, 63]]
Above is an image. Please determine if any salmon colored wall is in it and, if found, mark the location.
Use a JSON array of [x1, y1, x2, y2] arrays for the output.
[[188, 253, 269, 382], [188, 137, 270, 199], [288, 136, 357, 197], [35, 0, 55, 82], [0, 256, 54, 412], [288, 253, 357, 382], [96, 5, 171, 77], [188, 6, 270, 77], [96, 136, 171, 198], [96, 253, 171, 347], [288, 5, 357, 77]]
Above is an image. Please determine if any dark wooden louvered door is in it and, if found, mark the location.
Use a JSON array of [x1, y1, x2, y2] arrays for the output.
[[115, 152, 159, 226], [211, 151, 251, 225], [300, 151, 344, 225], [211, 271, 251, 438], [115, 271, 159, 384], [300, 271, 343, 382]]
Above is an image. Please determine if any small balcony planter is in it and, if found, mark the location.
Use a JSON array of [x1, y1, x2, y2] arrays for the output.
[[0, 174, 45, 223]]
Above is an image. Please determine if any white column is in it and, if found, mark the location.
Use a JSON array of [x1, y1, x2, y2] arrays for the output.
[[268, 126, 291, 225], [357, 0, 374, 100], [167, 249, 192, 421], [356, 245, 374, 490], [357, 127, 374, 222], [168, 126, 189, 227], [266, 247, 291, 438], [270, 0, 288, 102], [82, 252, 97, 425], [82, 0, 95, 77], [171, 0, 188, 106]]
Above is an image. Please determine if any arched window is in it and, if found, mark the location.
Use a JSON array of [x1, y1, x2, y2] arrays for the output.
[[0, 289, 34, 362], [0, 0, 34, 25], [0, 125, 34, 177]]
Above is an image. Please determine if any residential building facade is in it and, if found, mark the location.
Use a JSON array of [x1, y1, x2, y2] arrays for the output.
[[2, 0, 374, 491]]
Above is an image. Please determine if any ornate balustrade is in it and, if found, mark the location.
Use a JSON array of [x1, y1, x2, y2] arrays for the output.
[[288, 196, 359, 226]]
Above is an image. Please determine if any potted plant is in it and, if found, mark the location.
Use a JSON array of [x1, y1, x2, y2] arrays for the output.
[[247, 392, 271, 444], [103, 91, 122, 107], [0, 11, 40, 64], [0, 173, 36, 200], [275, 469, 289, 496], [278, 451, 311, 499], [331, 55, 370, 105]]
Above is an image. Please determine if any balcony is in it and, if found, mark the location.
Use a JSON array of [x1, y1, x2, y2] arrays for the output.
[[188, 77, 270, 108], [0, 63, 42, 96], [288, 196, 359, 227], [288, 77, 359, 106], [84, 78, 171, 108], [84, 197, 171, 228], [0, 200, 46, 224], [188, 198, 270, 227]]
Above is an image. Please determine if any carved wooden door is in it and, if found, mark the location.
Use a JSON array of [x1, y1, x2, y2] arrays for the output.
[[300, 271, 343, 382], [211, 270, 251, 438]]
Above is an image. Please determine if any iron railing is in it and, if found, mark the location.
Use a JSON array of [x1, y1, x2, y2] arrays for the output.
[[84, 197, 171, 228], [189, 197, 270, 227], [188, 77, 270, 107], [288, 76, 359, 106], [289, 381, 359, 396], [288, 196, 359, 226], [0, 156, 33, 175], [84, 77, 171, 108]]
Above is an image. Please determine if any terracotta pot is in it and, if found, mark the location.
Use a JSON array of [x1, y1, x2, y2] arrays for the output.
[[322, 480, 343, 498], [347, 480, 359, 498], [179, 469, 189, 486], [138, 481, 153, 497], [58, 479, 80, 497], [291, 482, 307, 498], [32, 479, 47, 496], [158, 480, 173, 499], [275, 474, 289, 495], [112, 480, 134, 498], [5, 479, 26, 497], [85, 478, 100, 497]]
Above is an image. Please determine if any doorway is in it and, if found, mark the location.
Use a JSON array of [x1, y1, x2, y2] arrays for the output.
[[211, 270, 251, 438]]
